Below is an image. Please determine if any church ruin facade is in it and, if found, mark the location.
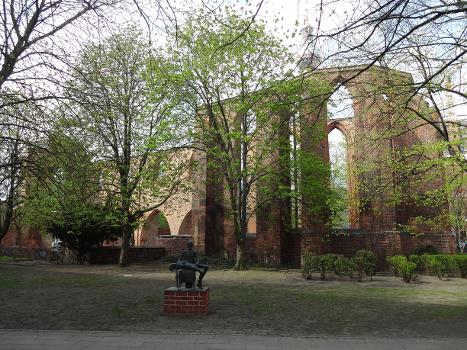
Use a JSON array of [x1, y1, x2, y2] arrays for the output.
[[1, 65, 457, 265]]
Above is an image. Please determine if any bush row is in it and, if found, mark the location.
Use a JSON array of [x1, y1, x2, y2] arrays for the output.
[[387, 254, 467, 282], [302, 250, 377, 282]]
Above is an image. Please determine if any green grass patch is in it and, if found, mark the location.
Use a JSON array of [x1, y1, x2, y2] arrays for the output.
[[0, 255, 30, 262]]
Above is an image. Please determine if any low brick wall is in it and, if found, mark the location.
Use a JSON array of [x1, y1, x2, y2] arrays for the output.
[[0, 246, 49, 260], [89, 247, 166, 264], [163, 287, 210, 315], [325, 231, 366, 257], [151, 235, 192, 258], [400, 232, 456, 254]]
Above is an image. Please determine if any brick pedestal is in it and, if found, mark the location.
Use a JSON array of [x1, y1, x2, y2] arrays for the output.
[[163, 287, 209, 315]]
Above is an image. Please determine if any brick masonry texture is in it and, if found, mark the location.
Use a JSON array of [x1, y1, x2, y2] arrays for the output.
[[163, 287, 209, 315]]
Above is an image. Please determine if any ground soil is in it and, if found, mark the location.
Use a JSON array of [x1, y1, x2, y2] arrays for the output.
[[0, 261, 466, 338]]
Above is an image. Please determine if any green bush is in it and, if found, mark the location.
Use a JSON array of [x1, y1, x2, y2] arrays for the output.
[[302, 254, 355, 280], [387, 255, 407, 277], [342, 258, 356, 278], [352, 250, 377, 282], [408, 254, 430, 273], [317, 255, 335, 280], [329, 255, 346, 276], [454, 255, 467, 278], [400, 261, 417, 283], [302, 253, 317, 280], [425, 255, 458, 279]]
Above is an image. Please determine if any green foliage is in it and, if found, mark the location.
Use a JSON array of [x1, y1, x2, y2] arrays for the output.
[[419, 255, 459, 279], [22, 134, 120, 263], [400, 261, 417, 283], [408, 254, 429, 273], [352, 250, 377, 282], [302, 253, 318, 280], [387, 255, 407, 277], [455, 255, 467, 278], [316, 254, 335, 280], [302, 253, 360, 281], [166, 9, 330, 270], [402, 254, 467, 279], [387, 255, 417, 283]]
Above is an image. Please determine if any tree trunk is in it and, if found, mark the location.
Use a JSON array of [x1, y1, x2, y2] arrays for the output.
[[234, 241, 247, 271], [119, 221, 130, 267]]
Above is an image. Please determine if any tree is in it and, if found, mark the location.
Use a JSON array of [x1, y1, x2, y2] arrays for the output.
[[302, 0, 466, 242], [305, 0, 465, 162], [21, 133, 120, 263], [0, 100, 46, 243], [0, 0, 118, 244], [65, 29, 188, 266], [0, 0, 117, 101], [165, 10, 329, 270]]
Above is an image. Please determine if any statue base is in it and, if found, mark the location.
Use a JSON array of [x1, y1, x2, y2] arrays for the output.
[[163, 287, 210, 315]]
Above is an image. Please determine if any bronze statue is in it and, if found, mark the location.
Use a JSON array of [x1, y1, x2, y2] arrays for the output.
[[169, 242, 208, 289]]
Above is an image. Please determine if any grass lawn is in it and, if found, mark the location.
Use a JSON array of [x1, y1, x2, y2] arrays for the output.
[[0, 262, 466, 337], [0, 256, 30, 262]]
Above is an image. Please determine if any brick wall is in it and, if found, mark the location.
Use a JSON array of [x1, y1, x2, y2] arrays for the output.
[[325, 232, 366, 257], [400, 232, 456, 254], [88, 247, 166, 264], [151, 235, 192, 258], [163, 287, 209, 315]]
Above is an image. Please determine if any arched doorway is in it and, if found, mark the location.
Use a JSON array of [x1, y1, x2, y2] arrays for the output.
[[140, 210, 171, 246]]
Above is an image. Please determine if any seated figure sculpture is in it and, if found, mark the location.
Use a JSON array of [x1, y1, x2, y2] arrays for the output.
[[169, 242, 208, 289]]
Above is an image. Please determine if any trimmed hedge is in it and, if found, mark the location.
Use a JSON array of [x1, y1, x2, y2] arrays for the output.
[[301, 250, 374, 282], [303, 252, 467, 283], [393, 254, 467, 281]]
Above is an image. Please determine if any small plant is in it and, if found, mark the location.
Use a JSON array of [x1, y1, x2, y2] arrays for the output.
[[455, 255, 467, 278], [408, 254, 430, 273], [330, 255, 346, 277], [426, 255, 459, 279], [352, 250, 377, 282], [317, 255, 334, 280], [387, 255, 407, 277], [400, 261, 417, 283], [302, 253, 317, 280], [342, 258, 356, 278]]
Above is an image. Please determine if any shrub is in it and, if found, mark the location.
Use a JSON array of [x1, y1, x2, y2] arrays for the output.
[[425, 255, 458, 279], [425, 255, 443, 278], [316, 255, 335, 280], [302, 254, 353, 280], [408, 254, 430, 273], [352, 250, 377, 282], [420, 254, 431, 273], [342, 258, 356, 278], [302, 253, 317, 280], [387, 255, 407, 277], [330, 255, 347, 277], [438, 255, 459, 277], [400, 261, 417, 283], [455, 255, 467, 278]]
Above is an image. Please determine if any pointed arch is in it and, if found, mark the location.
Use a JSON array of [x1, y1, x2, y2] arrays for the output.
[[328, 127, 350, 229], [140, 210, 171, 246], [178, 210, 194, 236]]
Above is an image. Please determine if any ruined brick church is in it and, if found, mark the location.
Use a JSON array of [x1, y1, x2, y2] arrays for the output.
[[2, 65, 456, 265]]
